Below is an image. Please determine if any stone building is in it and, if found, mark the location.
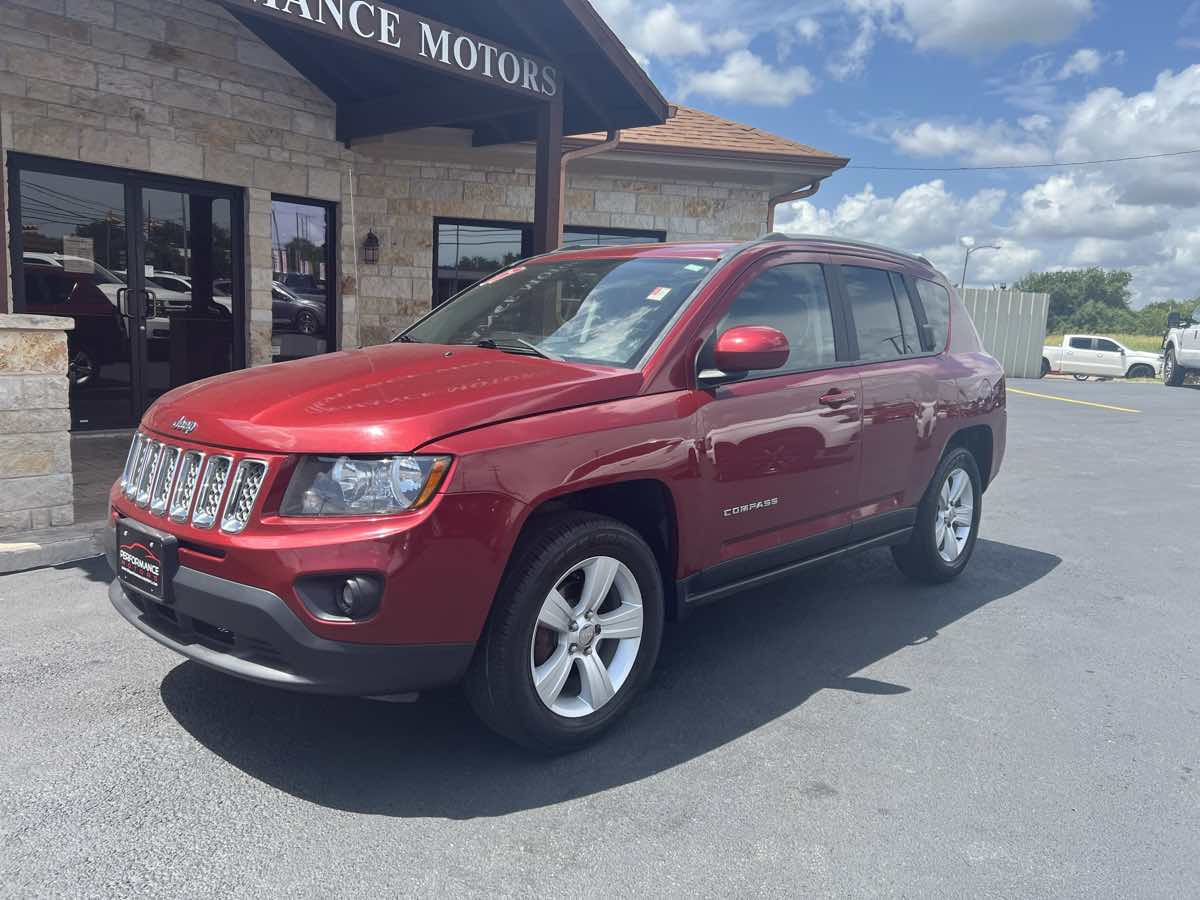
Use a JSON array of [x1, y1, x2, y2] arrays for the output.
[[0, 0, 845, 531]]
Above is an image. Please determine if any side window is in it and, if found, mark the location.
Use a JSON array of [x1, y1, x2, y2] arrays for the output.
[[889, 272, 922, 354], [914, 279, 952, 352], [1095, 339, 1120, 352], [1069, 337, 1093, 350], [704, 263, 837, 376], [843, 265, 912, 362]]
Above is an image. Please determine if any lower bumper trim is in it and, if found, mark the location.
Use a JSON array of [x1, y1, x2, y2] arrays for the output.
[[107, 565, 473, 696]]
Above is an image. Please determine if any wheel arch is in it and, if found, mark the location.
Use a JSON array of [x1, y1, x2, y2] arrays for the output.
[[517, 479, 681, 619], [944, 424, 994, 492]]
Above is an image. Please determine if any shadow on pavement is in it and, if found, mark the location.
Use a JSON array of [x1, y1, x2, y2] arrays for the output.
[[160, 539, 1059, 819]]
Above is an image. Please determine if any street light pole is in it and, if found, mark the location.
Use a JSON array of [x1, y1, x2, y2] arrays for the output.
[[959, 244, 999, 290]]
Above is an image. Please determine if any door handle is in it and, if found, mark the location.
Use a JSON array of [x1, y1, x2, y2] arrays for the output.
[[819, 389, 856, 408]]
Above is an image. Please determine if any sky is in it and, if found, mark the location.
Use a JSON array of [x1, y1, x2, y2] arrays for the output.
[[590, 0, 1200, 306]]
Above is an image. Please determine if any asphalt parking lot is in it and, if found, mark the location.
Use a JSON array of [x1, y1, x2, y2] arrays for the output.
[[2, 378, 1197, 898]]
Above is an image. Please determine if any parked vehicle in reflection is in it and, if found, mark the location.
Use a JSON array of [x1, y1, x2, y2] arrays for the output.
[[272, 281, 325, 335], [277, 271, 327, 305]]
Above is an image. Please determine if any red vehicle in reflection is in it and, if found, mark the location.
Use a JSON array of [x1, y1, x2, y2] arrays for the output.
[[107, 235, 1006, 751], [22, 257, 129, 386]]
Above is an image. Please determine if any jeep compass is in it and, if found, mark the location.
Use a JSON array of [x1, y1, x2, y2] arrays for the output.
[[107, 235, 1006, 751]]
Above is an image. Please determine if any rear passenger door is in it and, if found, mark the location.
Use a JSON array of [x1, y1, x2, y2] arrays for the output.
[[1064, 336, 1095, 374], [830, 259, 942, 532], [696, 254, 863, 569]]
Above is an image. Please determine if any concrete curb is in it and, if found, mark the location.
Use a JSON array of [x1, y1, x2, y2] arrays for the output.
[[0, 521, 108, 575]]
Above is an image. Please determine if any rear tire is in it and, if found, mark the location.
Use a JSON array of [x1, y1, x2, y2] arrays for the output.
[[1039, 358, 1050, 378], [892, 447, 982, 584], [1073, 373, 1089, 381], [1164, 349, 1186, 386], [465, 512, 665, 753]]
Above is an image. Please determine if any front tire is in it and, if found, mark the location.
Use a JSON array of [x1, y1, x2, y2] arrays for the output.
[[1164, 349, 1185, 386], [892, 447, 982, 584], [465, 512, 664, 753], [1126, 364, 1154, 379]]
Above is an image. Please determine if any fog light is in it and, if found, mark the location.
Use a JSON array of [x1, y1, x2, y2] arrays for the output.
[[336, 576, 381, 620]]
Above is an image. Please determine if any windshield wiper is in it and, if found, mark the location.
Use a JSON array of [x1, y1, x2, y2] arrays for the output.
[[475, 337, 562, 361], [394, 333, 421, 343]]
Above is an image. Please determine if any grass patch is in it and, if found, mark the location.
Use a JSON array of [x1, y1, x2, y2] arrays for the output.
[[1045, 333, 1165, 353]]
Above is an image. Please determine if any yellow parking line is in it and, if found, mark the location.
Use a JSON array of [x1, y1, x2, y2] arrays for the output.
[[1008, 386, 1140, 413]]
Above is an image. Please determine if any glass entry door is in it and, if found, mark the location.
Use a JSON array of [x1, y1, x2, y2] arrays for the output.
[[8, 157, 245, 430]]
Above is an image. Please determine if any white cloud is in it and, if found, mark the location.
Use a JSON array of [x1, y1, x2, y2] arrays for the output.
[[1019, 114, 1052, 133], [1012, 173, 1169, 240], [635, 4, 708, 57], [681, 50, 816, 106], [889, 120, 1052, 166], [845, 0, 1092, 55], [1056, 48, 1102, 79], [796, 17, 821, 42], [827, 15, 878, 80]]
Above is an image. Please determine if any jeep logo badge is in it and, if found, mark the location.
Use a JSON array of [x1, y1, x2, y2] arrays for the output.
[[171, 416, 198, 435]]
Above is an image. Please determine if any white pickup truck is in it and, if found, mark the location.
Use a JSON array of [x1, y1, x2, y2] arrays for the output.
[[1041, 335, 1163, 380], [1163, 307, 1200, 386]]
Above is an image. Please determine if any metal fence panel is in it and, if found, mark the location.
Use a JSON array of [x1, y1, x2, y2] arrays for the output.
[[960, 288, 1050, 379]]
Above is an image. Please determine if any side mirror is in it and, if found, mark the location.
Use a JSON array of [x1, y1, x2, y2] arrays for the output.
[[699, 325, 790, 386], [1168, 312, 1182, 329]]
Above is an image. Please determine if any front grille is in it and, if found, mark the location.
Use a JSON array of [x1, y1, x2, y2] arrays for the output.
[[192, 455, 233, 529], [119, 433, 269, 533]]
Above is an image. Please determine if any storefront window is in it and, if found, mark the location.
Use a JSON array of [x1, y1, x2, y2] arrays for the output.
[[270, 198, 336, 362], [433, 219, 664, 306]]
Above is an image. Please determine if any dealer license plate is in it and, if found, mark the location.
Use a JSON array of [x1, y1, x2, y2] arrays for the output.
[[116, 519, 177, 602]]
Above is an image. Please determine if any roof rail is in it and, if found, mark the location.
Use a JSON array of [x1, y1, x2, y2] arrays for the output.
[[745, 232, 936, 268]]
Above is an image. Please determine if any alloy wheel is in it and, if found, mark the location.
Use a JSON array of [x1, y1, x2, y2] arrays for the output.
[[530, 555, 644, 718], [936, 467, 975, 563]]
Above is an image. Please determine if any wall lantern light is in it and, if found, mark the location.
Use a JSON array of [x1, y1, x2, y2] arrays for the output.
[[362, 229, 380, 265]]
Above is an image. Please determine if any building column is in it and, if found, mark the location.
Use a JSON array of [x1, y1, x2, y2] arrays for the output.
[[531, 97, 564, 255], [0, 109, 11, 313]]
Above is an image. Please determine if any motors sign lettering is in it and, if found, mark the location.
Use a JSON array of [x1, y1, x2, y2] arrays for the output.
[[238, 0, 559, 98]]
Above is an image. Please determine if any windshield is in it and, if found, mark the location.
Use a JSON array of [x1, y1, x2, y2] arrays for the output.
[[402, 256, 715, 368]]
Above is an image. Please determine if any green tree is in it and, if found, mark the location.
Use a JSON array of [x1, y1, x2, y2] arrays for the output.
[[1015, 268, 1133, 333]]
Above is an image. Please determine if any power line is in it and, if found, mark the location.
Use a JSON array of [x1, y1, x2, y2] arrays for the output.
[[846, 147, 1200, 172]]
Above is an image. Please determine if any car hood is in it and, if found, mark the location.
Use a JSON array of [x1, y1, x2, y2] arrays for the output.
[[1126, 349, 1163, 361], [143, 343, 643, 453]]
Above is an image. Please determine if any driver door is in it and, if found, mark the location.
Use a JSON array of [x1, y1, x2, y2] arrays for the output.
[[695, 254, 863, 572], [1093, 338, 1125, 376]]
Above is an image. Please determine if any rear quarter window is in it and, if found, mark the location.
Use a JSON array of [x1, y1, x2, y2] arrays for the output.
[[915, 279, 952, 352]]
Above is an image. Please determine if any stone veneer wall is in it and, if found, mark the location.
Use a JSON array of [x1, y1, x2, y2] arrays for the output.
[[0, 0, 353, 361], [0, 0, 771, 359], [0, 314, 74, 533]]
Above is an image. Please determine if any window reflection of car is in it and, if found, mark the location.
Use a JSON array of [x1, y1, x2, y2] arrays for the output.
[[277, 271, 327, 305], [271, 281, 325, 336], [22, 260, 127, 386]]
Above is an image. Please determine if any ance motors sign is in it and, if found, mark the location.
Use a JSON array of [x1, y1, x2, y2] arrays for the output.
[[230, 0, 559, 99]]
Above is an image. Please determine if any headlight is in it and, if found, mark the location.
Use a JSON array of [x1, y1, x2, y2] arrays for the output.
[[281, 455, 452, 516]]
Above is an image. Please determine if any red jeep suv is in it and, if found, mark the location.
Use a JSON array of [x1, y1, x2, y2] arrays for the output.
[[107, 235, 1006, 751]]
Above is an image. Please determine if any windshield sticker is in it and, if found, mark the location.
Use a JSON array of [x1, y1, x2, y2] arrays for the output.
[[646, 286, 672, 302], [683, 263, 706, 272], [483, 267, 525, 285]]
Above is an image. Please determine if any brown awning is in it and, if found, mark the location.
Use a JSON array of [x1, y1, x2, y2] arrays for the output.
[[216, 0, 669, 144]]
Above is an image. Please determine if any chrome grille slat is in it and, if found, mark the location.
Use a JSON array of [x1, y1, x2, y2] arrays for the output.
[[125, 436, 154, 500], [120, 433, 144, 492], [135, 442, 163, 507], [191, 456, 233, 529], [220, 460, 269, 534], [170, 451, 205, 523], [149, 445, 181, 516]]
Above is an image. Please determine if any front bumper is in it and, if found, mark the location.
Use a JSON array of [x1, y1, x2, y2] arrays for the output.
[[106, 535, 473, 696]]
